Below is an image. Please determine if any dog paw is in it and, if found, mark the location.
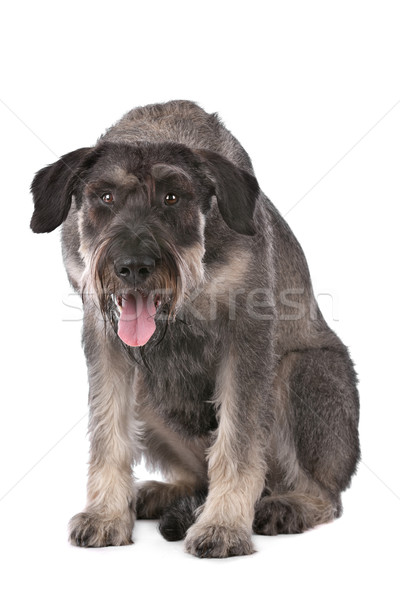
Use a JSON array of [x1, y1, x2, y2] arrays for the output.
[[159, 510, 188, 541], [136, 480, 201, 520], [159, 490, 207, 542], [136, 480, 167, 519], [253, 498, 304, 535], [185, 523, 254, 558], [69, 511, 134, 547], [253, 496, 334, 535]]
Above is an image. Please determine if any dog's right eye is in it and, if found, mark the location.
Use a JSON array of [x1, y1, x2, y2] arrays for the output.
[[101, 192, 114, 205], [164, 193, 179, 206]]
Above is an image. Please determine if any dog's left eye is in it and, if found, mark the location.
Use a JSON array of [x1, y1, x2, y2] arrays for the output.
[[164, 193, 179, 206], [101, 192, 114, 204]]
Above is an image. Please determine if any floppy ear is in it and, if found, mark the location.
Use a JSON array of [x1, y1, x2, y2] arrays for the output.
[[197, 150, 259, 236], [30, 147, 92, 233]]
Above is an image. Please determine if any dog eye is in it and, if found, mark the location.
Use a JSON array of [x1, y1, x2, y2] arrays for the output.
[[164, 193, 179, 206], [101, 192, 114, 205]]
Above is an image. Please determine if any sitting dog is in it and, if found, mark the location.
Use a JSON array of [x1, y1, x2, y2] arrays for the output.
[[30, 100, 360, 558]]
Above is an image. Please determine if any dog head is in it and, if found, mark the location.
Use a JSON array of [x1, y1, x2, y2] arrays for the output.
[[31, 142, 259, 346]]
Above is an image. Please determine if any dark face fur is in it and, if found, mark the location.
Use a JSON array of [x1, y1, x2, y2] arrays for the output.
[[31, 141, 259, 346]]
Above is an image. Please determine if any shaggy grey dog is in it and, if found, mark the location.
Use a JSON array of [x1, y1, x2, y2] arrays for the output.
[[30, 100, 360, 558]]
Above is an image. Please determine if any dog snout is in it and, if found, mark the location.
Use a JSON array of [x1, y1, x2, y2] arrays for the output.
[[114, 255, 156, 287]]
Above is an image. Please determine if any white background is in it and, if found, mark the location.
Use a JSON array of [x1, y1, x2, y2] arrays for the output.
[[1, 1, 399, 598]]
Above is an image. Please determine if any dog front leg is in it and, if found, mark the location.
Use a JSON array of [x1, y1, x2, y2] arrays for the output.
[[69, 310, 138, 547], [185, 347, 271, 558]]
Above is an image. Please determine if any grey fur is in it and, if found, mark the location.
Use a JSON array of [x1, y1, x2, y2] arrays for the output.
[[30, 100, 360, 558]]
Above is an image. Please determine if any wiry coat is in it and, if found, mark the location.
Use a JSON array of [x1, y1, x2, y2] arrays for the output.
[[30, 100, 360, 557]]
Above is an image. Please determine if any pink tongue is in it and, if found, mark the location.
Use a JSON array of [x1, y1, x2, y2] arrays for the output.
[[117, 293, 157, 347]]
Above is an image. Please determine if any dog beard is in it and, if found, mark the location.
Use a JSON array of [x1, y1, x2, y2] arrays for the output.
[[85, 233, 189, 347]]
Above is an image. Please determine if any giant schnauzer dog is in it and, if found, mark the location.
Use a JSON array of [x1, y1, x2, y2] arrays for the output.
[[30, 100, 360, 558]]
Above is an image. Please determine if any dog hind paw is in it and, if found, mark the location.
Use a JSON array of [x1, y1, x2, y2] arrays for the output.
[[159, 490, 207, 541], [253, 495, 336, 536]]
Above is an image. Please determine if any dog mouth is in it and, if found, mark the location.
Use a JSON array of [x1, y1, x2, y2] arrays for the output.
[[114, 292, 162, 347]]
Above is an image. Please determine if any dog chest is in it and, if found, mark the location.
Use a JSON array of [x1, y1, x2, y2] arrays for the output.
[[134, 326, 219, 437]]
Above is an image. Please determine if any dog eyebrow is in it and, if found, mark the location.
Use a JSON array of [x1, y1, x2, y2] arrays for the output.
[[85, 172, 141, 194], [108, 165, 140, 187], [85, 181, 119, 194], [151, 163, 193, 186]]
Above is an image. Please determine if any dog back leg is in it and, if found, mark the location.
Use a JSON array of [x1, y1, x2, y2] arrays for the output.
[[136, 464, 206, 523], [255, 347, 360, 535], [135, 424, 209, 541], [135, 405, 209, 519]]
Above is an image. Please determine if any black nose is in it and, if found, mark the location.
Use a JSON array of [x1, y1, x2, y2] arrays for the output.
[[114, 256, 156, 287]]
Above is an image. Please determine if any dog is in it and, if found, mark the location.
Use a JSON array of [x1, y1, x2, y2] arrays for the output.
[[30, 100, 360, 558]]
